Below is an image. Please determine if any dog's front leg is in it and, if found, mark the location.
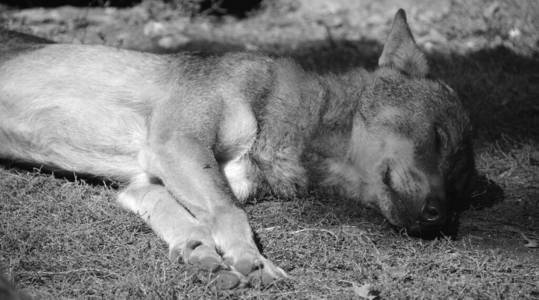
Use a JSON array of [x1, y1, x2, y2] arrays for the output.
[[118, 174, 223, 270], [139, 133, 286, 287]]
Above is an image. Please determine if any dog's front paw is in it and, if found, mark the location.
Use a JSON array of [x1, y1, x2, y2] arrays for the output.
[[169, 240, 223, 272], [219, 248, 288, 288], [245, 256, 288, 287], [170, 240, 287, 289]]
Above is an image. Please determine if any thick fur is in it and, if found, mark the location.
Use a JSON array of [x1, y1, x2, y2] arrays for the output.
[[0, 10, 474, 287]]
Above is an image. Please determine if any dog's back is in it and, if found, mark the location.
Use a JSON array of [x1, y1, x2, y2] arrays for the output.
[[0, 33, 167, 178]]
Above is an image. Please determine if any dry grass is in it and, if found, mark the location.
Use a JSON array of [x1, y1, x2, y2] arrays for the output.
[[1, 0, 538, 299]]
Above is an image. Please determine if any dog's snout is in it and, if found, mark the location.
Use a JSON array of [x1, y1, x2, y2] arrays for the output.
[[419, 196, 446, 227]]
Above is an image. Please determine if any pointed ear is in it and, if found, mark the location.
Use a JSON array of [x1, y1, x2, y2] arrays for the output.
[[378, 9, 428, 77]]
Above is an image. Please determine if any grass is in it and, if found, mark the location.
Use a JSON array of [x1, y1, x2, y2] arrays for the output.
[[1, 0, 538, 299]]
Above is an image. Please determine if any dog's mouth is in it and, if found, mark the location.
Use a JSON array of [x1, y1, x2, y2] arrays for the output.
[[380, 195, 459, 240], [404, 222, 445, 239], [400, 210, 459, 239]]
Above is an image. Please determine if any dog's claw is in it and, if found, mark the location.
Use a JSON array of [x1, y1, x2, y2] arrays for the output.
[[259, 258, 288, 283], [168, 245, 183, 263]]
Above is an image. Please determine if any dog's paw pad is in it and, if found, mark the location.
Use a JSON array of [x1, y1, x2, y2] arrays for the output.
[[234, 258, 262, 276], [190, 255, 222, 272], [214, 271, 242, 289], [187, 245, 222, 272], [170, 240, 223, 272]]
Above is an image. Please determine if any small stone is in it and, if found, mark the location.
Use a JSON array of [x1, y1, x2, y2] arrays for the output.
[[509, 28, 521, 39], [157, 34, 190, 49], [144, 21, 167, 37]]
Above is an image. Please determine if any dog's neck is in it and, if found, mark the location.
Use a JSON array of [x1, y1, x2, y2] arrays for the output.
[[318, 69, 371, 130], [304, 69, 372, 156]]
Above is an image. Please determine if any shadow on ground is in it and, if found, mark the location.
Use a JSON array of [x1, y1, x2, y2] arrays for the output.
[[0, 159, 121, 188]]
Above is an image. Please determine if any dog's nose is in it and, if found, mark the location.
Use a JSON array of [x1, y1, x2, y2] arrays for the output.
[[419, 197, 446, 227]]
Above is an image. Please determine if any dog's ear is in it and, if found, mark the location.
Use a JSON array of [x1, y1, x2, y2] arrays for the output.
[[378, 9, 428, 78]]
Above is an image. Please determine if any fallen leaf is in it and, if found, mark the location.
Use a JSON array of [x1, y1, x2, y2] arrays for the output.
[[524, 240, 538, 248], [352, 283, 377, 300], [503, 225, 538, 248]]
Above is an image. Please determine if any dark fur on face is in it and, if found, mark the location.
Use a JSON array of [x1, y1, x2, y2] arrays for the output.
[[299, 10, 475, 236], [355, 68, 475, 234]]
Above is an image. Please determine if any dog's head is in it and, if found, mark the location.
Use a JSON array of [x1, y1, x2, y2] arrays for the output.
[[326, 10, 475, 236]]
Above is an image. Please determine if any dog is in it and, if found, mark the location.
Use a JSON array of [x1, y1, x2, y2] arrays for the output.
[[0, 9, 475, 288]]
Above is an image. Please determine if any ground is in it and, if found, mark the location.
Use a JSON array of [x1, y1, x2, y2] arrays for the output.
[[0, 0, 538, 299]]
